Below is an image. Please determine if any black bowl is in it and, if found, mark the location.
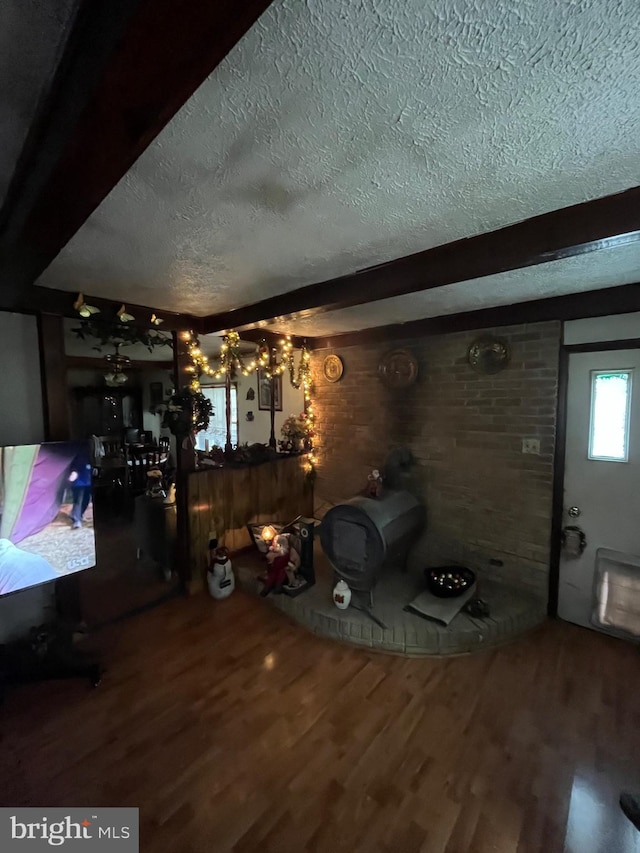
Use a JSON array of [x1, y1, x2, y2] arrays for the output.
[[425, 566, 476, 598]]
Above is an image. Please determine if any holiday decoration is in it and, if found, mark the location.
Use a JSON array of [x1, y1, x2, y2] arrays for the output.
[[145, 468, 166, 499], [426, 566, 476, 598], [73, 293, 100, 318], [180, 329, 317, 480], [162, 388, 214, 437], [366, 469, 383, 498], [180, 330, 268, 392], [259, 533, 301, 597], [72, 316, 170, 352], [207, 546, 235, 600], [280, 412, 313, 452]]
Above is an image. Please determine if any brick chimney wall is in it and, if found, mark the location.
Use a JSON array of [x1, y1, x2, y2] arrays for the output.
[[311, 320, 561, 599]]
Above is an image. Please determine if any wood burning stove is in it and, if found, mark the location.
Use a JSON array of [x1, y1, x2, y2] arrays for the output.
[[320, 489, 425, 594]]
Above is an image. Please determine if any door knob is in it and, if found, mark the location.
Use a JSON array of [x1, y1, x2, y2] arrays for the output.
[[568, 506, 581, 518]]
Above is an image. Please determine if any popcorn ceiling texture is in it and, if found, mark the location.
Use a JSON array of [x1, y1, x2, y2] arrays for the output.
[[0, 0, 76, 206], [39, 0, 640, 322]]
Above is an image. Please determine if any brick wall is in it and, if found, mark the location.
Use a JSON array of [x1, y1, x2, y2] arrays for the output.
[[312, 320, 561, 599]]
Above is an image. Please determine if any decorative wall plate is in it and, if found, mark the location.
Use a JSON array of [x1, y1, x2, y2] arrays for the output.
[[378, 349, 418, 388], [467, 337, 510, 374], [323, 354, 344, 383]]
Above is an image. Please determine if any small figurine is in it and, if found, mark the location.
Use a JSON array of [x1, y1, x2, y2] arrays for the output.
[[207, 546, 235, 600], [366, 468, 383, 498], [145, 467, 166, 499], [260, 534, 302, 596]]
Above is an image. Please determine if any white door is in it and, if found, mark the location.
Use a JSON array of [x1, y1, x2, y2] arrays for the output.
[[558, 349, 640, 634]]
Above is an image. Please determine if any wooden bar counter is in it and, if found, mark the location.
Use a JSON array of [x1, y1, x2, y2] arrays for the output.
[[187, 454, 313, 585]]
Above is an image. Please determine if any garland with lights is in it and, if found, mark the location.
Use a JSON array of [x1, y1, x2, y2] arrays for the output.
[[257, 337, 316, 479], [279, 339, 316, 482], [162, 387, 214, 437], [181, 328, 317, 481], [181, 330, 267, 391], [211, 331, 266, 380]]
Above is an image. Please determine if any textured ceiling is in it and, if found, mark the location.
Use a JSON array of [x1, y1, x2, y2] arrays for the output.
[[271, 242, 640, 336], [38, 0, 640, 325], [0, 0, 76, 207]]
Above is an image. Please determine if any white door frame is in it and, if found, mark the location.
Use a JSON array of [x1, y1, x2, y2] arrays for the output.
[[549, 337, 640, 616]]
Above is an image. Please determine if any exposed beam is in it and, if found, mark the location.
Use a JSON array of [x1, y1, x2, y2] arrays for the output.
[[310, 283, 640, 349], [202, 186, 640, 333], [0, 0, 274, 305], [0, 0, 141, 249], [4, 286, 204, 334], [226, 327, 309, 350], [38, 314, 70, 441], [65, 356, 174, 372]]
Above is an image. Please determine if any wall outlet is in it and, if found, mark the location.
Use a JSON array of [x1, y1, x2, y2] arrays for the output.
[[522, 438, 540, 455]]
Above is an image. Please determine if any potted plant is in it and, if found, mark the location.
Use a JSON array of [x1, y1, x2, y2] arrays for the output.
[[280, 412, 312, 452]]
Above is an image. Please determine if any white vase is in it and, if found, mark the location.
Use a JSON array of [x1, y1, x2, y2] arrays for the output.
[[333, 579, 351, 610]]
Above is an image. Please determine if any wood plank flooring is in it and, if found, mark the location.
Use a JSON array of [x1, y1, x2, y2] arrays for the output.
[[1, 589, 640, 852]]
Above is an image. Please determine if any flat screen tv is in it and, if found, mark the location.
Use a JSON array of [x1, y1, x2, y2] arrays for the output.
[[0, 441, 96, 597]]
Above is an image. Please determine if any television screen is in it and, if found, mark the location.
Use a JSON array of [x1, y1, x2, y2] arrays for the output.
[[0, 441, 96, 597]]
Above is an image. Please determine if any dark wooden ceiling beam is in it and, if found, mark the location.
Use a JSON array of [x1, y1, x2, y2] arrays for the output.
[[0, 0, 142, 249], [310, 283, 640, 349], [0, 285, 204, 334], [227, 327, 309, 350], [65, 356, 174, 371], [202, 186, 640, 333], [0, 0, 274, 306]]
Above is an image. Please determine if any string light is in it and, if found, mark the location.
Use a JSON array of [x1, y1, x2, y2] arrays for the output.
[[248, 334, 316, 480], [182, 330, 211, 392], [182, 329, 265, 390], [263, 335, 316, 481], [182, 328, 318, 479]]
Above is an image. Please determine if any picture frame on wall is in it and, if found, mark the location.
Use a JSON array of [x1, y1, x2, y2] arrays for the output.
[[257, 369, 282, 411]]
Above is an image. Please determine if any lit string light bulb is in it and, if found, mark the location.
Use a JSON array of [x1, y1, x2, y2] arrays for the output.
[[281, 338, 315, 479], [182, 330, 216, 392], [183, 327, 317, 479], [209, 331, 265, 379]]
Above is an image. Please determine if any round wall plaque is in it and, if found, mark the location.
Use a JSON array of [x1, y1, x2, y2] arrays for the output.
[[467, 337, 510, 374], [378, 349, 418, 388], [323, 354, 344, 383]]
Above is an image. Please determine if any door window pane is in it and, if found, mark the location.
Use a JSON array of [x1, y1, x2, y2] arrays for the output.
[[588, 371, 632, 461]]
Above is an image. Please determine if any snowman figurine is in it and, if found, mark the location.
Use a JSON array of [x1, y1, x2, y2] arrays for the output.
[[207, 546, 235, 600]]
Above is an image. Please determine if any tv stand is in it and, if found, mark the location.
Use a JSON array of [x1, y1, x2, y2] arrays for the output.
[[0, 627, 103, 702]]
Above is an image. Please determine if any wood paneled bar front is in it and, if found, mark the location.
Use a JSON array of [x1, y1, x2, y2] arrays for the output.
[[187, 455, 313, 587]]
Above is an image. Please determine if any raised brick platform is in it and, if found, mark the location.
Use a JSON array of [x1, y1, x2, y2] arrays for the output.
[[235, 552, 547, 656]]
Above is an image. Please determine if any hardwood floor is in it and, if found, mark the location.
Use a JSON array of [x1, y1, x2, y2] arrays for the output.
[[1, 589, 639, 853]]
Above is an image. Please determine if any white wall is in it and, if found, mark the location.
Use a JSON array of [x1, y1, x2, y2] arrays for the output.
[[0, 312, 53, 641], [564, 313, 640, 345]]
